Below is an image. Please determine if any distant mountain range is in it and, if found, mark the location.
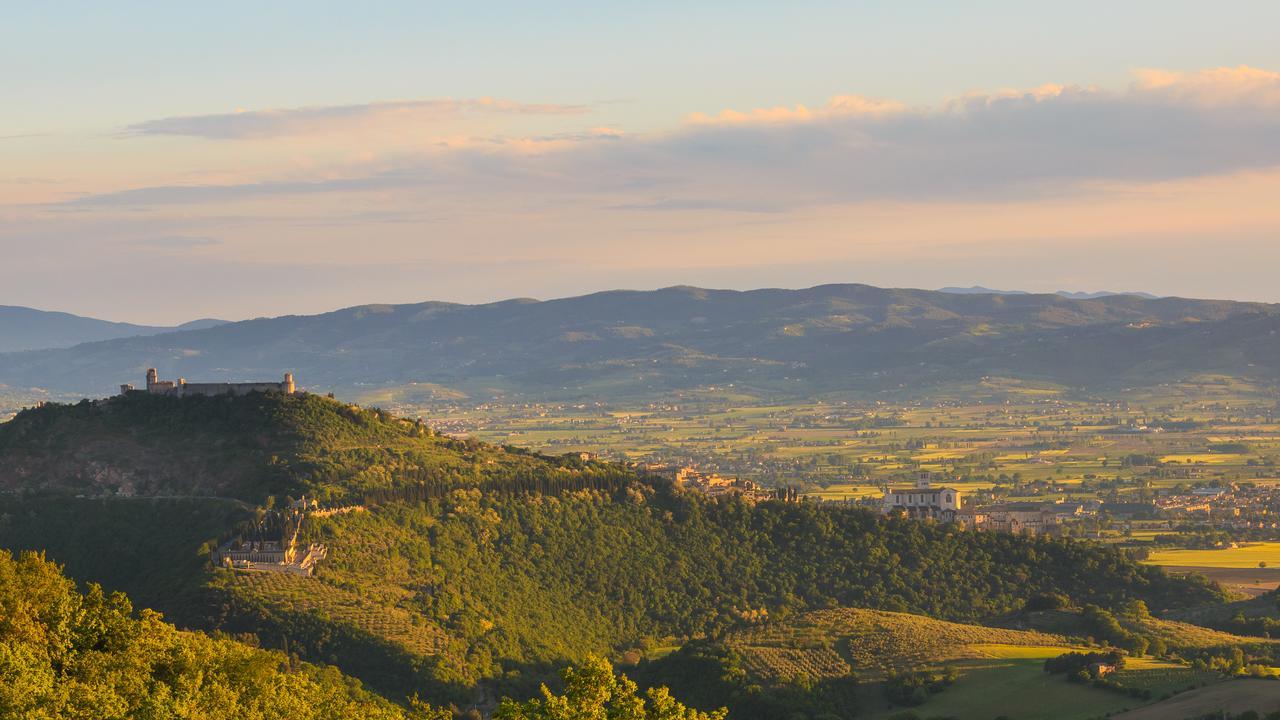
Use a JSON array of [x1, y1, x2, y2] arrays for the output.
[[937, 286, 1161, 300], [1, 284, 1277, 400], [0, 305, 227, 353]]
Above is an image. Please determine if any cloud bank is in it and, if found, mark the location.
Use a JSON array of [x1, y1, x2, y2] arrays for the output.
[[124, 97, 590, 140], [76, 66, 1280, 212]]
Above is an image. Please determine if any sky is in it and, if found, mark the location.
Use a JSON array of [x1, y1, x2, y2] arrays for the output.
[[4, 1, 1280, 324]]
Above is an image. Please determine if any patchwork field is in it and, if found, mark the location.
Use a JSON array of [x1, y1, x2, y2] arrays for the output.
[[378, 378, 1280, 524]]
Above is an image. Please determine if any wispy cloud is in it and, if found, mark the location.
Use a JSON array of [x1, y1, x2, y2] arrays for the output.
[[123, 97, 591, 140], [130, 235, 223, 248]]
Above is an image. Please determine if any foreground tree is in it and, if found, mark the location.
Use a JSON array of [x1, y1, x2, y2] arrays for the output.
[[494, 656, 727, 720]]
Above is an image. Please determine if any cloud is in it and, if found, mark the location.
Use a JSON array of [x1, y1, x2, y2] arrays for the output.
[[687, 94, 907, 124], [130, 235, 223, 248], [61, 66, 1280, 210], [123, 97, 590, 140]]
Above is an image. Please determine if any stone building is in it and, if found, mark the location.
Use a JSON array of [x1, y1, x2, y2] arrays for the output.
[[882, 472, 961, 520], [121, 369, 296, 397]]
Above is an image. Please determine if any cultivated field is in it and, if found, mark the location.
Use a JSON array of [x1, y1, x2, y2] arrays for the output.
[[226, 570, 449, 656], [727, 607, 1227, 720], [381, 377, 1280, 510], [1146, 542, 1280, 568], [1113, 678, 1280, 719]]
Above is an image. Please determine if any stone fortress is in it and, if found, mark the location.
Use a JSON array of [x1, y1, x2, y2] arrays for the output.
[[121, 368, 296, 397]]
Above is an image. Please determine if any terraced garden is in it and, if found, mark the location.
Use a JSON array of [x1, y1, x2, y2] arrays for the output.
[[726, 607, 1066, 679], [226, 570, 449, 656]]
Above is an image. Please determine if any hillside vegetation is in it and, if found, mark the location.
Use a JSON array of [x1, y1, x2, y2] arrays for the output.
[[206, 474, 1222, 703], [0, 549, 408, 719], [3, 284, 1279, 400], [0, 391, 627, 502], [0, 392, 1247, 717], [724, 607, 1065, 680], [637, 608, 1231, 720]]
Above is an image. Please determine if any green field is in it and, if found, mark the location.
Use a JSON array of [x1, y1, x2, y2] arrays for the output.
[[1146, 543, 1280, 569], [861, 653, 1219, 720]]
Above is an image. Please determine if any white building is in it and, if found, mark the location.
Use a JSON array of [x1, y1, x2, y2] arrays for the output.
[[883, 472, 961, 520]]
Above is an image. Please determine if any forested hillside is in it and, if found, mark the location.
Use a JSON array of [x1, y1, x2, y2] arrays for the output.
[[2, 284, 1278, 400], [0, 391, 626, 502], [0, 549, 408, 719]]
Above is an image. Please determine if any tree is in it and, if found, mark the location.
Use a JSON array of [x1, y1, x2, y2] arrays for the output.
[[494, 657, 727, 720]]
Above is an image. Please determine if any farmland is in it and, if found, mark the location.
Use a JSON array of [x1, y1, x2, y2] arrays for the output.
[[220, 570, 449, 657], [1146, 542, 1280, 568], [1113, 678, 1280, 719], [720, 607, 1230, 720], [371, 377, 1280, 549]]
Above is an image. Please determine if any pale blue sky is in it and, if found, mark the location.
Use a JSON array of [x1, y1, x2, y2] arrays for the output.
[[8, 1, 1279, 132], [4, 2, 1280, 322]]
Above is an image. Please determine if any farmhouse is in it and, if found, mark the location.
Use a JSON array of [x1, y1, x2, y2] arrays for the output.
[[882, 472, 961, 520]]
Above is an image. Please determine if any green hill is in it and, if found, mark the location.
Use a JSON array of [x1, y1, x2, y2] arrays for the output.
[[0, 393, 1248, 715], [0, 390, 625, 502]]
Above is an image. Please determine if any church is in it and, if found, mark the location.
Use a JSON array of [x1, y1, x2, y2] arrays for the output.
[[882, 472, 962, 521]]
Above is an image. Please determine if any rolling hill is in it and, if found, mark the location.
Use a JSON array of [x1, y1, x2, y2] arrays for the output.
[[0, 284, 1277, 401], [0, 304, 225, 353], [0, 392, 1235, 714]]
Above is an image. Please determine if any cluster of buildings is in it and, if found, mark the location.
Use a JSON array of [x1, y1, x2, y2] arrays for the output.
[[213, 502, 328, 576], [635, 463, 799, 502], [1152, 484, 1280, 530], [880, 472, 1097, 536], [121, 369, 296, 398], [880, 473, 1280, 536]]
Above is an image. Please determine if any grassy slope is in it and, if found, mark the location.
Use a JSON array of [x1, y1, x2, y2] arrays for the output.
[[722, 607, 1227, 720], [725, 607, 1065, 680], [1004, 608, 1278, 652], [1113, 678, 1280, 719]]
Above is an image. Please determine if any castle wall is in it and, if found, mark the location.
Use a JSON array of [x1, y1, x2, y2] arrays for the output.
[[136, 369, 297, 398], [176, 382, 290, 397]]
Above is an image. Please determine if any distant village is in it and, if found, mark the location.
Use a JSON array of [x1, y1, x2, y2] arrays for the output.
[[637, 461, 1280, 539], [632, 462, 800, 503]]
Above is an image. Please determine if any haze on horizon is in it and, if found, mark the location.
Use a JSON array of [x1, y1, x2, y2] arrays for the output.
[[4, 1, 1280, 324]]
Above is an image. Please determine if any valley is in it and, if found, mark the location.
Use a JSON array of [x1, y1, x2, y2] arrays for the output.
[[3, 391, 1280, 718]]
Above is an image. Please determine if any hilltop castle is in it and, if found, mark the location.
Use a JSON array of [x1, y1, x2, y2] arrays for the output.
[[120, 368, 296, 398]]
